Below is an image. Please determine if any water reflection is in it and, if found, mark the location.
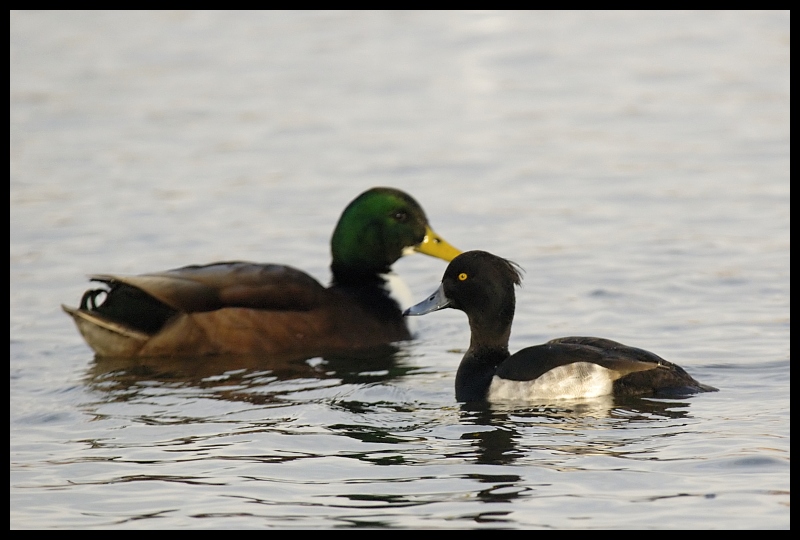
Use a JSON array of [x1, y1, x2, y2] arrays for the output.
[[456, 396, 701, 466], [82, 345, 707, 479], [83, 344, 411, 405]]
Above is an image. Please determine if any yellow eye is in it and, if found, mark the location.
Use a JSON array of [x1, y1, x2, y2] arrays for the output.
[[458, 272, 468, 281]]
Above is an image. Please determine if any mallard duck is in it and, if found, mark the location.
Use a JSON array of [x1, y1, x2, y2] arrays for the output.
[[63, 187, 461, 358], [405, 250, 717, 402]]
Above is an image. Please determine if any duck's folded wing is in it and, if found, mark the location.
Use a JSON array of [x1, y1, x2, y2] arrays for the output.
[[496, 341, 661, 382], [546, 336, 668, 364], [544, 336, 717, 394], [91, 262, 328, 313]]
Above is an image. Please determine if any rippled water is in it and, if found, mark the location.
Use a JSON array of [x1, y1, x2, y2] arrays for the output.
[[11, 11, 789, 529]]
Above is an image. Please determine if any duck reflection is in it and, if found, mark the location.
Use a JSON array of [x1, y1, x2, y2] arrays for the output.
[[83, 344, 411, 405], [457, 395, 703, 466]]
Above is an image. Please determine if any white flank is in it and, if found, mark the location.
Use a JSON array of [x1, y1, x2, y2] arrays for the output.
[[488, 362, 616, 401]]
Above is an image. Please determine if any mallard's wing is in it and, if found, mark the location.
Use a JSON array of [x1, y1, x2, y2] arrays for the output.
[[90, 261, 328, 313]]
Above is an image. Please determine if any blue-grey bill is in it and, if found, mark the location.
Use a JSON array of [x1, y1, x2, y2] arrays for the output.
[[403, 284, 451, 316]]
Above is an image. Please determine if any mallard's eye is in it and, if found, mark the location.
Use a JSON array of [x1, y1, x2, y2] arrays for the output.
[[393, 211, 408, 223], [458, 272, 468, 281]]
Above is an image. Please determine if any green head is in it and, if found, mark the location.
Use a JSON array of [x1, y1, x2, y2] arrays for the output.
[[330, 187, 460, 284]]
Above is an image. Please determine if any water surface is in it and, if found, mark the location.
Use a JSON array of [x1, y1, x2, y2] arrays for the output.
[[10, 11, 789, 529]]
